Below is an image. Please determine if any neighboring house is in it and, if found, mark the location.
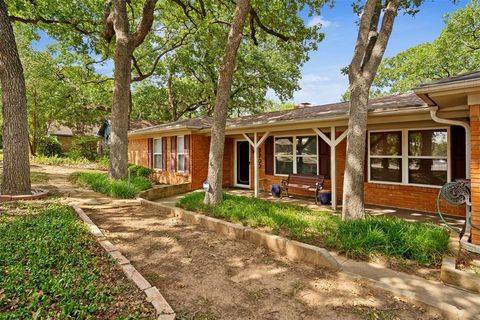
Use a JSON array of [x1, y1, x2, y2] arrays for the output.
[[128, 71, 480, 245], [47, 124, 76, 151], [49, 120, 159, 152]]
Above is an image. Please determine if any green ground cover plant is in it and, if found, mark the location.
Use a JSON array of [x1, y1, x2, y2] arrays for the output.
[[0, 203, 154, 318], [70, 171, 152, 199], [177, 192, 450, 265]]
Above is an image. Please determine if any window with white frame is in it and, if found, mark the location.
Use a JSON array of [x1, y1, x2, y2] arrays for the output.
[[153, 138, 162, 170], [368, 128, 448, 186], [369, 131, 402, 183], [408, 129, 447, 186], [274, 136, 317, 175], [177, 135, 185, 172]]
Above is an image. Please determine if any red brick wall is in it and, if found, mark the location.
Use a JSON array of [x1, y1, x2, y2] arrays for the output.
[[128, 134, 234, 190], [256, 132, 465, 217], [190, 135, 210, 189], [128, 138, 149, 167], [470, 105, 480, 244]]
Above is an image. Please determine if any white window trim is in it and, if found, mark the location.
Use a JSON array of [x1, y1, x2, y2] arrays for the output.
[[153, 138, 163, 170], [273, 134, 318, 176], [177, 135, 186, 172], [368, 127, 451, 188]]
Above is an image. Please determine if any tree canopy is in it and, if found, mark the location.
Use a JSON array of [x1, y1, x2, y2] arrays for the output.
[[371, 0, 480, 95]]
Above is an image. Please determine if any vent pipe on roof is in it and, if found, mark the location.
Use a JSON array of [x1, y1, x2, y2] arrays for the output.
[[296, 102, 312, 109]]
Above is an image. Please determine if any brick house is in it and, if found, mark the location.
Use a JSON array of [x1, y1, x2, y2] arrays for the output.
[[128, 71, 480, 245]]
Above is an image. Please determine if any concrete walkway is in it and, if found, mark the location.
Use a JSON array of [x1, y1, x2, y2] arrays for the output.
[[158, 193, 480, 320]]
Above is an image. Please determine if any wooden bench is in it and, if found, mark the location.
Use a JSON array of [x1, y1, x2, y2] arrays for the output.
[[281, 174, 325, 204]]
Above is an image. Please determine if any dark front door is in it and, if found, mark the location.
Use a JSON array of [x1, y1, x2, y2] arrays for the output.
[[236, 141, 250, 186]]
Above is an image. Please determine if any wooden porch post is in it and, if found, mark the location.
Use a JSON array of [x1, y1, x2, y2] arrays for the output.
[[243, 132, 270, 198], [330, 127, 337, 211], [313, 127, 347, 210]]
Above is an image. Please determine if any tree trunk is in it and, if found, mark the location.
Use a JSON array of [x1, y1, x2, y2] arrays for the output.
[[0, 0, 31, 195], [342, 82, 369, 220], [341, 0, 400, 220], [109, 37, 133, 179], [166, 72, 178, 121], [204, 0, 250, 205], [106, 0, 157, 179]]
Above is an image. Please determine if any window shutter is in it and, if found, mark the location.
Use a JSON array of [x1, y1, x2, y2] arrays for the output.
[[265, 136, 274, 175], [147, 138, 153, 168], [318, 136, 330, 178], [364, 133, 369, 180], [162, 137, 167, 170], [451, 125, 466, 180], [171, 136, 177, 171], [185, 135, 190, 173]]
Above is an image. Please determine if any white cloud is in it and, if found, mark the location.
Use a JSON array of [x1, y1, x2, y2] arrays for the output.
[[300, 74, 330, 84], [307, 16, 336, 29]]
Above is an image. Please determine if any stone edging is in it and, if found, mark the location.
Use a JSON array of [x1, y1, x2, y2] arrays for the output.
[[0, 188, 49, 202], [138, 198, 342, 271], [71, 204, 176, 320], [440, 235, 480, 293]]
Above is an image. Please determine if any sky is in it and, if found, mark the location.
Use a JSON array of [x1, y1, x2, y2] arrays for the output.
[[293, 0, 470, 104], [32, 0, 471, 106]]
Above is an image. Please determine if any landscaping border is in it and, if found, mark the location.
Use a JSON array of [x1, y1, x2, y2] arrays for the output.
[[71, 204, 175, 320], [138, 198, 342, 271], [0, 188, 49, 202]]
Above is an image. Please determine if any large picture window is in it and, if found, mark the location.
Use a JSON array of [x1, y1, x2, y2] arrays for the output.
[[368, 128, 449, 187], [177, 136, 186, 172], [153, 138, 163, 170], [274, 136, 317, 175]]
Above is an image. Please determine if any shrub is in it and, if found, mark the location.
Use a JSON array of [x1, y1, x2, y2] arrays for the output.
[[37, 135, 63, 157], [70, 172, 152, 199], [128, 164, 153, 178], [329, 217, 450, 264], [67, 136, 100, 161]]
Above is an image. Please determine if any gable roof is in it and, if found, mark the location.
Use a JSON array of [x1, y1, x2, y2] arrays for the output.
[[129, 92, 427, 137]]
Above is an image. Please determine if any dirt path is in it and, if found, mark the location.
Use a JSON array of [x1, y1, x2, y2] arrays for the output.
[[36, 165, 440, 320], [86, 205, 440, 320]]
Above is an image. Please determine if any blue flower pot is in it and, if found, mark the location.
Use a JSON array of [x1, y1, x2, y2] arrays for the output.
[[271, 184, 281, 198], [318, 191, 331, 205]]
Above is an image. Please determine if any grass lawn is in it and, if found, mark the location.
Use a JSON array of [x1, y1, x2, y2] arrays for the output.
[[177, 192, 450, 265], [0, 203, 155, 319], [70, 171, 152, 199]]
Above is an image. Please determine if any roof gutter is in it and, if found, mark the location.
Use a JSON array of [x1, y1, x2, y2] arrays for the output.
[[414, 79, 480, 95]]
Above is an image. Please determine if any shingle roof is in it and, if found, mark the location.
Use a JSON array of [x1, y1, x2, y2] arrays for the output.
[[129, 116, 212, 134], [226, 92, 425, 128], [415, 71, 480, 89], [129, 93, 427, 136], [129, 119, 162, 131]]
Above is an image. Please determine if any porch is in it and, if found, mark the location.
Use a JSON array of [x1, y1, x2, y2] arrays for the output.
[[225, 188, 466, 231]]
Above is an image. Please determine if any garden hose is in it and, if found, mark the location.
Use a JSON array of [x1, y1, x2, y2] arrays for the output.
[[437, 180, 480, 234]]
